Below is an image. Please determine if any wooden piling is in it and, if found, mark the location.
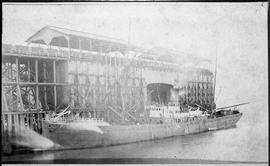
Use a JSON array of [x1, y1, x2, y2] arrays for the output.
[[35, 59, 39, 109], [53, 60, 57, 110]]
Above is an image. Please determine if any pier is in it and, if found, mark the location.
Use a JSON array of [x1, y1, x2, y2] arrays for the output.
[[2, 26, 214, 154]]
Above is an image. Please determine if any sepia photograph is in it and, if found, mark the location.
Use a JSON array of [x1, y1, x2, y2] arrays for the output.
[[1, 2, 268, 164]]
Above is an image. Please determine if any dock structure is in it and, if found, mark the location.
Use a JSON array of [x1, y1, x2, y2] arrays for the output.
[[2, 25, 215, 152]]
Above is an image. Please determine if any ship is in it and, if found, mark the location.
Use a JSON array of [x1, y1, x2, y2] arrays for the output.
[[40, 102, 246, 150]]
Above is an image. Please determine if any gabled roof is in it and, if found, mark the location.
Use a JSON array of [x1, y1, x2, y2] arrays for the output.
[[26, 25, 125, 44], [26, 25, 145, 53]]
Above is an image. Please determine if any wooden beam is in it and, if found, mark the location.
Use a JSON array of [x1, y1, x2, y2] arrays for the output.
[[2, 53, 68, 60], [2, 82, 67, 86], [125, 110, 136, 121], [108, 106, 122, 118]]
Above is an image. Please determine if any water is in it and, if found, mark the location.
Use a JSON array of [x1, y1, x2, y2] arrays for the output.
[[2, 100, 268, 164]]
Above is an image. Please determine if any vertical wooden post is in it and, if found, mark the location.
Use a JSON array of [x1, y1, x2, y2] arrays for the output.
[[37, 113, 41, 134], [79, 38, 82, 107], [77, 38, 81, 107], [86, 62, 90, 107], [79, 39, 82, 53], [27, 60, 31, 109], [143, 80, 148, 121], [27, 60, 31, 81], [67, 36, 71, 59], [6, 114, 12, 146], [53, 60, 57, 110], [106, 46, 111, 121], [14, 114, 19, 134], [9, 62, 13, 82], [109, 49, 113, 105], [2, 114, 7, 149], [29, 113, 33, 130], [25, 112, 29, 128], [15, 58, 19, 110], [2, 85, 9, 111], [196, 77, 198, 103], [6, 62, 10, 81], [43, 62, 48, 110], [140, 65, 146, 115], [120, 47, 125, 123], [35, 59, 39, 109], [16, 58, 24, 111], [89, 39, 92, 51], [113, 51, 117, 105], [76, 59, 79, 107], [105, 50, 108, 93], [19, 114, 24, 131], [99, 46, 103, 106], [97, 55, 100, 76], [114, 53, 117, 82], [96, 48, 100, 106]]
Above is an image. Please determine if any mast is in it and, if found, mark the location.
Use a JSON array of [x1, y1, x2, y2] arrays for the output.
[[212, 44, 218, 110], [128, 17, 131, 45], [157, 84, 161, 105]]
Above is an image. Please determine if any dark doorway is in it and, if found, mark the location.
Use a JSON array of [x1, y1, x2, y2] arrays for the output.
[[147, 83, 173, 105]]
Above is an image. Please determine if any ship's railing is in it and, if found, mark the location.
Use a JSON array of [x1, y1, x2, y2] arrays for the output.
[[46, 116, 105, 123], [2, 43, 179, 71], [148, 103, 211, 124], [1, 111, 45, 154]]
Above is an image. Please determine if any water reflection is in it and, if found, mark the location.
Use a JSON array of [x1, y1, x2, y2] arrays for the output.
[[32, 153, 55, 161]]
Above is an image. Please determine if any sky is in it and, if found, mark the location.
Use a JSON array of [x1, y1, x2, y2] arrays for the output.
[[2, 2, 268, 113]]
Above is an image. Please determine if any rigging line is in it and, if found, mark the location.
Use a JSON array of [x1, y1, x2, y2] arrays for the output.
[[128, 17, 131, 45], [215, 86, 222, 103], [157, 84, 161, 105]]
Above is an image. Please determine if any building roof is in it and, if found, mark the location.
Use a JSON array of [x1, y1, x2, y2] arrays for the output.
[[26, 25, 145, 53], [25, 25, 211, 67], [147, 47, 212, 65]]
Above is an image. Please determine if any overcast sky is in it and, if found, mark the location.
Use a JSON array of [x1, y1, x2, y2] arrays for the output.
[[2, 3, 268, 112]]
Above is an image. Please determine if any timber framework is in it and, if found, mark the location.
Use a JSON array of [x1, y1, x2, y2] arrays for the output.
[[2, 25, 215, 125]]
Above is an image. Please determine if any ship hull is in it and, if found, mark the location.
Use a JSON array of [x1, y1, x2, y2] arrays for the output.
[[42, 113, 242, 150]]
